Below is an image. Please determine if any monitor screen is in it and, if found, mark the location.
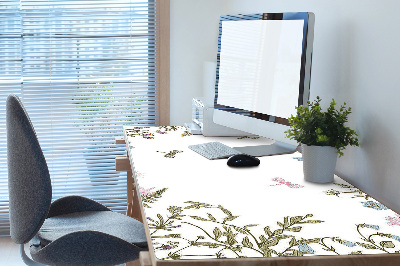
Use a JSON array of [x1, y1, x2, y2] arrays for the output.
[[217, 19, 304, 119], [213, 13, 314, 156]]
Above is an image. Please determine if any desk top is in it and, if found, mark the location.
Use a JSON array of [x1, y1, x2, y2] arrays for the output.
[[124, 126, 400, 262]]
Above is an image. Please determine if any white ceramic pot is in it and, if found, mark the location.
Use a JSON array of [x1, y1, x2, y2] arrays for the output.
[[302, 144, 338, 183]]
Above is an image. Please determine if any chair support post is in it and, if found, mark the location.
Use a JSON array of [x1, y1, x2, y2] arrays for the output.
[[20, 244, 46, 266]]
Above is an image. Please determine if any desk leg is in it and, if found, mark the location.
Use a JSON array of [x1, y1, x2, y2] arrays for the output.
[[115, 155, 143, 222], [125, 252, 151, 266], [127, 169, 143, 222], [126, 169, 134, 217], [125, 172, 147, 266], [125, 260, 140, 266]]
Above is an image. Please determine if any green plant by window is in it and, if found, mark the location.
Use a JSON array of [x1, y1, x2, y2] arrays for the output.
[[285, 97, 359, 157]]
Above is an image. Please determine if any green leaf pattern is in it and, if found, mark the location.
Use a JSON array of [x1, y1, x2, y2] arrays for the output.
[[143, 192, 400, 260], [126, 126, 189, 139], [324, 182, 372, 200]]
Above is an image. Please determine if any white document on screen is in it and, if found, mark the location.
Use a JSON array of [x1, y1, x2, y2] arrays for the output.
[[217, 19, 304, 118]]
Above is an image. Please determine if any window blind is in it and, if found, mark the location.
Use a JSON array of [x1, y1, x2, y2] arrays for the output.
[[0, 0, 159, 236]]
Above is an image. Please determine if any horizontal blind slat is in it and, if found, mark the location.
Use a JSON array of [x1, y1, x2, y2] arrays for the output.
[[0, 0, 158, 236]]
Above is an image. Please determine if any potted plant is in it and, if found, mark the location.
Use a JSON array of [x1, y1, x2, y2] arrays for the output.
[[285, 96, 359, 183]]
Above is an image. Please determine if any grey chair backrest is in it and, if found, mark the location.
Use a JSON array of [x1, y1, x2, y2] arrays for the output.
[[7, 94, 52, 244]]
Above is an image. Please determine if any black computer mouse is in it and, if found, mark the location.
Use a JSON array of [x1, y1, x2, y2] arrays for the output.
[[227, 154, 260, 167]]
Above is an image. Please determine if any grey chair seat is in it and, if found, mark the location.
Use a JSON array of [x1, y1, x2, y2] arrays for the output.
[[37, 211, 147, 248]]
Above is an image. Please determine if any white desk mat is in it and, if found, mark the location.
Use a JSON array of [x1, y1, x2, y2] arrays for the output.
[[125, 126, 400, 260]]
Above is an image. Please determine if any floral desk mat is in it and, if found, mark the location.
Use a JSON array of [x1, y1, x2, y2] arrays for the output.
[[124, 126, 400, 260]]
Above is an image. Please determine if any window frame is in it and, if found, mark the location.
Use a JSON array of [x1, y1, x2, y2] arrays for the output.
[[157, 0, 170, 126]]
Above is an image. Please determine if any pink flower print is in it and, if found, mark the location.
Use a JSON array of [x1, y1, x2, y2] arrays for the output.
[[139, 186, 155, 196], [135, 171, 145, 178], [272, 177, 285, 184], [386, 214, 400, 226], [270, 177, 304, 189]]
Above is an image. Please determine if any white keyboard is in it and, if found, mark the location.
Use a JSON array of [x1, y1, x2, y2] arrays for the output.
[[188, 142, 242, 160]]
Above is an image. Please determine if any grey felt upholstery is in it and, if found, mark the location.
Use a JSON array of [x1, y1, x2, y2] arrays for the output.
[[30, 231, 144, 266], [47, 195, 110, 218], [7, 94, 148, 265], [38, 211, 147, 247], [7, 94, 52, 244]]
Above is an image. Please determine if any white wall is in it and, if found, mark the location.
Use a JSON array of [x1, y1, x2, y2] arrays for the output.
[[170, 0, 400, 213], [170, 0, 228, 124]]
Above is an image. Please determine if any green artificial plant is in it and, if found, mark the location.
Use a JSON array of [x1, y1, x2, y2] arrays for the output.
[[285, 96, 359, 157]]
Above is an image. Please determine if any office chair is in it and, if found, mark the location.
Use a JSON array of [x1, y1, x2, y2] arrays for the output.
[[6, 94, 148, 265]]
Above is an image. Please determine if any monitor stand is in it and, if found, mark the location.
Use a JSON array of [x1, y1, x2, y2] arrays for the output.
[[233, 141, 298, 157]]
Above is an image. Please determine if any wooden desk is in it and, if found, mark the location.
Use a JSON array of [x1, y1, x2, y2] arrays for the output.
[[118, 126, 400, 266]]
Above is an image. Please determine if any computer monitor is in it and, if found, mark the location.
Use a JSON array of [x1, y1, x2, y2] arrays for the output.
[[213, 12, 315, 156]]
